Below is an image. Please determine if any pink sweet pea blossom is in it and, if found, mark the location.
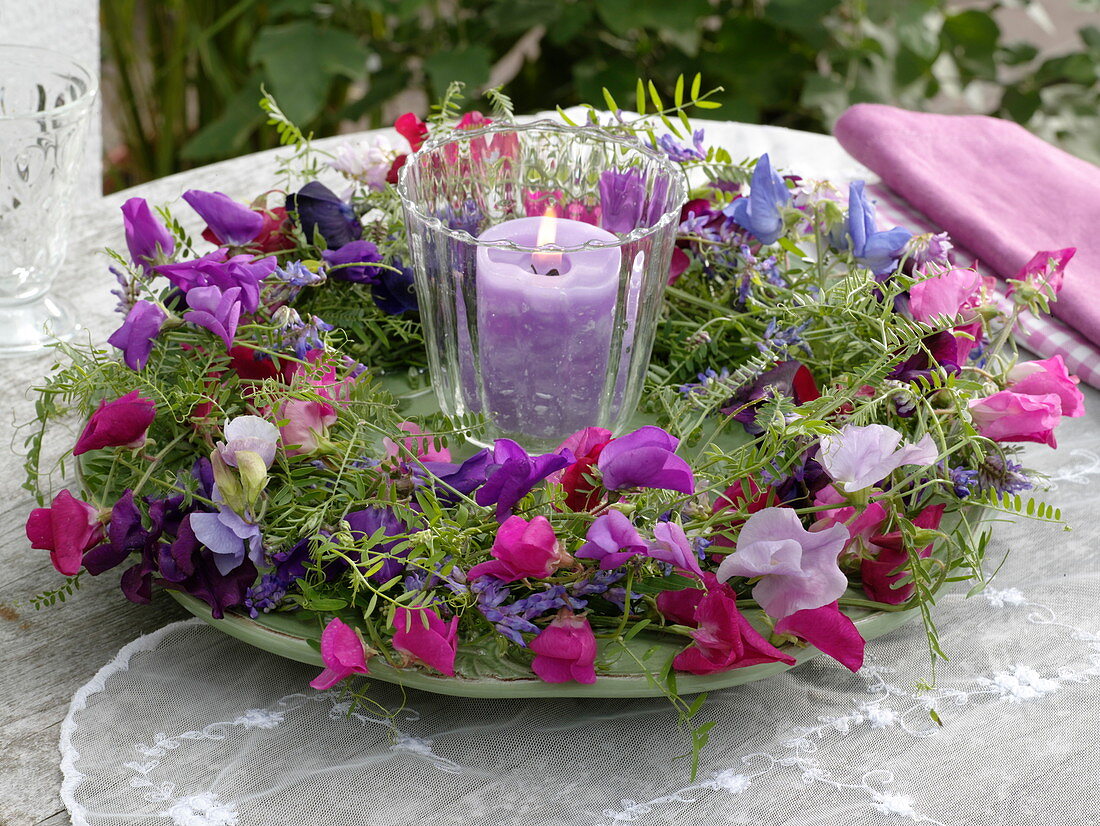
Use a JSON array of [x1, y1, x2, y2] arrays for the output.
[[467, 515, 570, 582], [25, 489, 105, 576], [672, 588, 796, 675], [217, 415, 280, 468], [72, 390, 156, 456], [551, 427, 612, 511], [968, 391, 1062, 447], [278, 398, 337, 456], [392, 606, 459, 676], [908, 267, 984, 323], [530, 610, 597, 684], [716, 507, 849, 619], [648, 521, 704, 578], [382, 421, 451, 463], [774, 601, 865, 672], [813, 485, 889, 556], [819, 424, 938, 493], [656, 572, 724, 626], [1006, 355, 1085, 418], [310, 617, 371, 689]]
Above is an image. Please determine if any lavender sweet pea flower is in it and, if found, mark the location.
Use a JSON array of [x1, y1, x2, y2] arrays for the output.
[[183, 190, 264, 246], [598, 168, 645, 234], [647, 521, 703, 577], [596, 426, 694, 494], [577, 510, 648, 570], [155, 250, 275, 313], [286, 181, 362, 249], [163, 515, 258, 619], [847, 181, 911, 276], [184, 285, 242, 350], [322, 240, 383, 284], [725, 154, 789, 245], [819, 423, 938, 493], [107, 300, 167, 371], [716, 507, 849, 619], [121, 197, 175, 271], [217, 415, 280, 468], [475, 439, 573, 522], [190, 490, 264, 576]]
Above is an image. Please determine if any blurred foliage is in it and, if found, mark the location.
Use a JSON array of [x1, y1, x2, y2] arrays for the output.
[[101, 0, 1100, 189]]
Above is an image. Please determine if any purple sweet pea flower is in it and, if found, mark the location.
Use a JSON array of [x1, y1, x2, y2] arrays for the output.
[[216, 415, 280, 468], [475, 439, 573, 521], [322, 240, 383, 284], [154, 250, 275, 314], [887, 330, 963, 387], [345, 506, 409, 582], [161, 514, 258, 619], [286, 181, 362, 249], [189, 492, 264, 576], [655, 130, 706, 163], [576, 510, 648, 570], [725, 154, 789, 245], [818, 423, 938, 493], [716, 506, 850, 619], [183, 190, 265, 246], [121, 197, 175, 271], [423, 448, 494, 505], [107, 300, 167, 371], [184, 285, 242, 349], [647, 520, 703, 577], [596, 426, 694, 494], [598, 168, 645, 234], [847, 181, 912, 276]]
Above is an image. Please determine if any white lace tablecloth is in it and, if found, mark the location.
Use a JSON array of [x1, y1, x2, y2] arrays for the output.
[[55, 122, 1100, 826]]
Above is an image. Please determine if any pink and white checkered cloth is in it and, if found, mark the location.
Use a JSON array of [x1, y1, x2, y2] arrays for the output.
[[835, 104, 1100, 388]]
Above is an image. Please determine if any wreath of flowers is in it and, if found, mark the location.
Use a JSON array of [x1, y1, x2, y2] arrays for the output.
[[25, 81, 1082, 712]]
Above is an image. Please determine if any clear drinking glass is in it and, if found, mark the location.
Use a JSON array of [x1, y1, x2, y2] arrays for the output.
[[0, 45, 97, 355], [399, 120, 687, 452]]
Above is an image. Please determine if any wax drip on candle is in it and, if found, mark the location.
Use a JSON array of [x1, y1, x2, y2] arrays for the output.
[[531, 207, 563, 275]]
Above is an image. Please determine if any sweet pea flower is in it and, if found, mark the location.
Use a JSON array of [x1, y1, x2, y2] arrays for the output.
[[1006, 355, 1085, 419], [467, 515, 571, 582], [310, 618, 372, 689], [383, 422, 451, 463], [648, 521, 704, 578], [25, 489, 105, 575], [716, 507, 850, 619], [475, 439, 573, 521], [155, 250, 275, 314], [550, 427, 612, 511], [73, 390, 156, 456], [328, 136, 398, 190], [725, 153, 789, 244], [184, 284, 242, 350], [394, 112, 429, 152], [121, 197, 174, 271], [422, 448, 494, 505], [530, 610, 597, 684], [774, 601, 865, 672], [345, 506, 408, 583], [392, 606, 459, 676], [596, 426, 694, 495], [286, 181, 362, 250], [598, 168, 645, 234], [722, 360, 820, 436], [576, 510, 648, 570], [904, 231, 953, 270], [190, 487, 264, 575], [183, 190, 264, 246], [278, 398, 338, 456], [217, 415, 280, 468], [813, 485, 889, 556], [861, 504, 945, 604], [372, 260, 418, 315], [968, 390, 1062, 447], [672, 588, 796, 675], [656, 572, 724, 626], [160, 514, 259, 618], [846, 181, 911, 276], [107, 300, 167, 371], [819, 424, 938, 493], [321, 240, 383, 284], [1008, 247, 1075, 300], [908, 267, 985, 323]]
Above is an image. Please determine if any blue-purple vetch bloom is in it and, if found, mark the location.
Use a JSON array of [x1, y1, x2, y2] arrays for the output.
[[121, 197, 175, 271], [598, 168, 645, 234], [183, 190, 264, 246], [245, 535, 312, 616], [155, 249, 275, 314], [286, 181, 362, 249], [647, 520, 704, 577], [345, 506, 409, 582], [725, 154, 789, 245], [716, 506, 849, 619], [475, 439, 574, 522], [576, 510, 648, 570], [189, 486, 264, 576], [216, 415, 280, 468], [818, 423, 938, 493], [184, 284, 242, 350], [322, 240, 383, 284], [846, 181, 912, 276], [596, 426, 694, 494], [107, 300, 167, 371], [372, 259, 418, 315]]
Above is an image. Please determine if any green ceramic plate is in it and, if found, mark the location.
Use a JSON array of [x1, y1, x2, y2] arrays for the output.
[[168, 589, 916, 698]]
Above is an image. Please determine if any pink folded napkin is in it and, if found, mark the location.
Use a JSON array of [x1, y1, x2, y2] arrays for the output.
[[835, 104, 1100, 380]]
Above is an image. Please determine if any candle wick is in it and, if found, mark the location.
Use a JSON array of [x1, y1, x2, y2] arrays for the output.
[[530, 265, 562, 276]]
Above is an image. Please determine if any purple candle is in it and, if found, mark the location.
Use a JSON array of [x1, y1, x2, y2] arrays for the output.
[[476, 214, 621, 440]]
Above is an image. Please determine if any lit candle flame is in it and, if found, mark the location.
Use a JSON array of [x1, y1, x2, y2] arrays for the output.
[[531, 207, 563, 274]]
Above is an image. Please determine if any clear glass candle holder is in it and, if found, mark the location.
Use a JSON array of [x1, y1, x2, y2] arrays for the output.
[[399, 120, 687, 451], [0, 45, 97, 356]]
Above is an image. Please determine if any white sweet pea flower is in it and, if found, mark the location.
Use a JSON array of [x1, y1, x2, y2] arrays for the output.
[[328, 136, 397, 190], [819, 423, 938, 493], [217, 415, 280, 469]]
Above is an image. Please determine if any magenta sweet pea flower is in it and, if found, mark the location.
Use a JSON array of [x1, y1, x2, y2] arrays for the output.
[[25, 489, 105, 575], [648, 520, 704, 578], [716, 507, 849, 619], [73, 390, 156, 456], [467, 515, 571, 583], [968, 390, 1062, 447], [819, 424, 938, 493], [310, 618, 371, 689], [1006, 355, 1085, 419], [862, 504, 945, 604], [774, 601, 865, 672], [183, 190, 265, 246], [655, 571, 723, 626], [121, 197, 175, 271], [217, 415, 280, 468], [596, 426, 694, 494], [530, 609, 597, 684], [184, 284, 242, 350], [107, 300, 167, 371], [672, 588, 796, 675], [908, 267, 984, 323], [576, 510, 648, 570], [392, 606, 459, 676], [1008, 247, 1075, 299], [278, 398, 338, 456]]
